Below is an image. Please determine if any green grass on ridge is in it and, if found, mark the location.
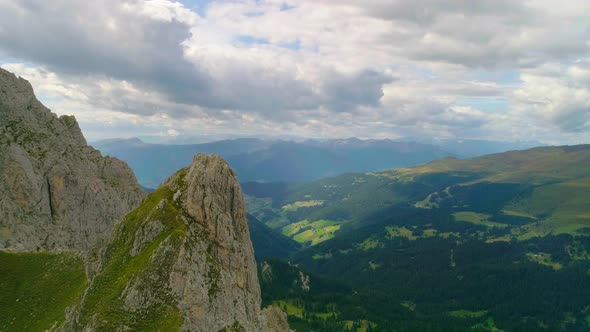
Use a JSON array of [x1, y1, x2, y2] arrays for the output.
[[0, 251, 87, 332], [77, 170, 188, 331]]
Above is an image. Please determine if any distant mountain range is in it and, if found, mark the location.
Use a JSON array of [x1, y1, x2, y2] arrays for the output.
[[93, 137, 539, 188]]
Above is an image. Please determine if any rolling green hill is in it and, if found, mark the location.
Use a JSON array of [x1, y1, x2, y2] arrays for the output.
[[245, 145, 590, 247]]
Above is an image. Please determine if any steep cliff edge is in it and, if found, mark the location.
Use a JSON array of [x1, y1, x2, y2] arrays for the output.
[[0, 67, 288, 331], [69, 154, 288, 331], [0, 67, 146, 253]]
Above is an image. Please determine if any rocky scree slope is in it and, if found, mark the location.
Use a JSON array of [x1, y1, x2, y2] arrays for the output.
[[68, 154, 289, 331], [0, 67, 145, 253]]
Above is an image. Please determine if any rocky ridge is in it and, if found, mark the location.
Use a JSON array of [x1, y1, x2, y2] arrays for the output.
[[69, 154, 289, 331], [0, 67, 288, 331], [0, 67, 145, 253]]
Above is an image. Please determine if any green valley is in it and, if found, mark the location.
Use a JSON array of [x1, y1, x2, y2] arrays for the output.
[[245, 145, 590, 331]]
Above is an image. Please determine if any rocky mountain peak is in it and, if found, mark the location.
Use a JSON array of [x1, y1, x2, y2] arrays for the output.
[[0, 66, 288, 331], [71, 154, 289, 331], [0, 67, 36, 108], [0, 67, 86, 146], [0, 67, 145, 253], [182, 154, 248, 246]]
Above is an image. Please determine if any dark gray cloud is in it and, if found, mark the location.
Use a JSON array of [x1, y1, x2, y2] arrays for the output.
[[356, 0, 528, 25], [323, 70, 394, 112], [554, 105, 590, 132], [0, 0, 589, 143], [0, 0, 394, 115], [513, 61, 590, 134], [0, 0, 215, 105], [340, 0, 590, 68]]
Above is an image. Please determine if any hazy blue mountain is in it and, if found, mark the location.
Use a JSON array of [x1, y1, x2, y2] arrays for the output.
[[225, 139, 455, 183], [411, 138, 542, 157], [93, 138, 273, 188], [93, 137, 456, 187], [93, 137, 543, 189]]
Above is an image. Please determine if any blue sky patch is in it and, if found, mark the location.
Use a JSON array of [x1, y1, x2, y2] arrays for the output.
[[455, 98, 510, 112], [178, 0, 210, 16], [280, 3, 296, 11], [278, 39, 301, 51], [236, 35, 270, 45], [472, 69, 521, 85]]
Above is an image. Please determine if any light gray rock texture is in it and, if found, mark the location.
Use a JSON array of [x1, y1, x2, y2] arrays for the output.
[[168, 154, 264, 331], [0, 67, 146, 253], [0, 67, 288, 331], [162, 155, 290, 331], [68, 155, 289, 331], [79, 154, 289, 332]]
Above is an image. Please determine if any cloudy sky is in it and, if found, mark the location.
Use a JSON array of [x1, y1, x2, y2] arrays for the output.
[[1, 0, 589, 144]]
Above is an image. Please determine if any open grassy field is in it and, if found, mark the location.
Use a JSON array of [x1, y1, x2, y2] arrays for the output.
[[273, 300, 304, 318], [449, 310, 488, 318], [282, 219, 341, 246], [282, 200, 324, 211], [385, 225, 418, 240], [0, 251, 87, 332], [526, 252, 563, 270], [507, 178, 590, 233], [453, 212, 509, 228]]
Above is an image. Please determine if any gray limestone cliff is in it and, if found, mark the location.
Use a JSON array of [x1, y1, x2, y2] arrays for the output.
[[68, 154, 289, 331], [0, 67, 146, 253], [0, 67, 288, 331]]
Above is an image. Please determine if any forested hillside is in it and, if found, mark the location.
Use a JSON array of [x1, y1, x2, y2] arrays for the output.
[[247, 145, 590, 331]]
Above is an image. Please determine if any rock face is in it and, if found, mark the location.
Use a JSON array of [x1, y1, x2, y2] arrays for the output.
[[0, 67, 288, 331], [70, 154, 289, 331], [0, 67, 146, 253]]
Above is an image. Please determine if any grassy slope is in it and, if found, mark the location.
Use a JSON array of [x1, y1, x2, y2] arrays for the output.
[[245, 145, 590, 249], [507, 177, 590, 233], [380, 145, 590, 236], [453, 212, 509, 228], [282, 219, 341, 246], [77, 170, 188, 331], [0, 252, 87, 332], [386, 145, 590, 183]]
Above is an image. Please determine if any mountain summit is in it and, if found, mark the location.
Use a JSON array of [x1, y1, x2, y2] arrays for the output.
[[0, 67, 288, 331], [68, 154, 289, 331]]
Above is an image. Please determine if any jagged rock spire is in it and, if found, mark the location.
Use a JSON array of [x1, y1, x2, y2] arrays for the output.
[[70, 154, 288, 331]]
